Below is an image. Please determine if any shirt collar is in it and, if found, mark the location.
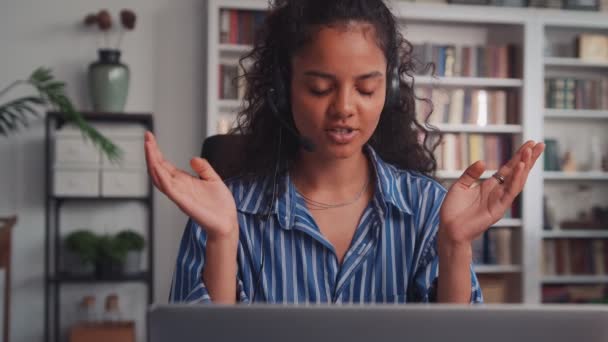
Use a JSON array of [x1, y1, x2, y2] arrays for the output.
[[235, 144, 414, 229]]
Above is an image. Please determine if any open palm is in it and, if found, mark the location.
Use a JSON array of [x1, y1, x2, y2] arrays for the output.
[[144, 132, 238, 239], [440, 141, 545, 243]]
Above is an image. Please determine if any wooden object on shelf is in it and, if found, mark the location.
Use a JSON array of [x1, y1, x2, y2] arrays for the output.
[[0, 216, 16, 342], [69, 322, 135, 342], [478, 275, 508, 303], [576, 33, 608, 61]]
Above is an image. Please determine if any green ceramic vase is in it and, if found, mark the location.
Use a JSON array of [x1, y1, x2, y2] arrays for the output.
[[88, 49, 129, 112]]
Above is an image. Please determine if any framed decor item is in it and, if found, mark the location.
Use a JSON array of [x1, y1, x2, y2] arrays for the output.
[[563, 0, 600, 10]]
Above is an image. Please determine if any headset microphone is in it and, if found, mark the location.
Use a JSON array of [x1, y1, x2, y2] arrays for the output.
[[266, 89, 316, 153]]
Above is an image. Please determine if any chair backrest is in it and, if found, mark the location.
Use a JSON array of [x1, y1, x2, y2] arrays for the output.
[[200, 134, 246, 180]]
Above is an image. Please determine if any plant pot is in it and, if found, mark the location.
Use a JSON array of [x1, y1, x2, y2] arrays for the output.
[[96, 259, 124, 279], [123, 251, 142, 275], [63, 250, 95, 277], [88, 49, 130, 112]]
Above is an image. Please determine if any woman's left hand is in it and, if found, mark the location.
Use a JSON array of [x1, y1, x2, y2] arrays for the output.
[[439, 140, 545, 245]]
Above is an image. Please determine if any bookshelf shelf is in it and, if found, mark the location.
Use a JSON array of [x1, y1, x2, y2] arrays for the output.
[[543, 171, 608, 181], [545, 109, 608, 120], [542, 276, 608, 285], [433, 124, 522, 133], [415, 76, 523, 88], [475, 265, 522, 274], [436, 170, 497, 179], [544, 57, 608, 69], [493, 218, 523, 227], [543, 230, 608, 239], [219, 43, 252, 54], [218, 99, 242, 109]]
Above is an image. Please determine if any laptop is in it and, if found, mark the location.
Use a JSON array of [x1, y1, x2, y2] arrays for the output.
[[148, 304, 608, 342]]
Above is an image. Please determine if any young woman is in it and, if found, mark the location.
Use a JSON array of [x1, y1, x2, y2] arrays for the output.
[[145, 0, 544, 304]]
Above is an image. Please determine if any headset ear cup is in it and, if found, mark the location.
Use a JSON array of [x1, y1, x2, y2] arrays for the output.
[[272, 66, 289, 114], [384, 65, 400, 110]]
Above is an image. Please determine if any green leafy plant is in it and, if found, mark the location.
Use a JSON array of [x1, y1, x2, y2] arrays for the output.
[[0, 67, 122, 161], [97, 234, 129, 263], [115, 229, 145, 252], [65, 230, 99, 264]]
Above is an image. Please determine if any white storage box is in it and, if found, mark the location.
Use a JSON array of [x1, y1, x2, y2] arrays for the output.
[[101, 169, 148, 197], [54, 133, 100, 166], [101, 137, 146, 168], [53, 167, 100, 197]]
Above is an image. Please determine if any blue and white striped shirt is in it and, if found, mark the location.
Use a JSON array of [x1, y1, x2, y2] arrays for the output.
[[169, 145, 483, 304]]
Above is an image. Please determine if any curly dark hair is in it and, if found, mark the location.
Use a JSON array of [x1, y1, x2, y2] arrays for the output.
[[229, 0, 438, 178]]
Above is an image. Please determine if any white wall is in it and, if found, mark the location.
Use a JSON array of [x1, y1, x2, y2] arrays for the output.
[[0, 0, 208, 341]]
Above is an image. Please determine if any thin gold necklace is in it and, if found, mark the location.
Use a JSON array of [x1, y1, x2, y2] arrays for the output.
[[295, 176, 370, 211]]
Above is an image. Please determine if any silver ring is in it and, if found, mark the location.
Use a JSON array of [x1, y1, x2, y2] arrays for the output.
[[492, 172, 505, 185]]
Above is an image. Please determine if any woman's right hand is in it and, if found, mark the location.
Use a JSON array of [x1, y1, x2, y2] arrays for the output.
[[144, 132, 238, 240]]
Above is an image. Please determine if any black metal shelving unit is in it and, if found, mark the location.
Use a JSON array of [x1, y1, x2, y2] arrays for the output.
[[44, 112, 155, 342]]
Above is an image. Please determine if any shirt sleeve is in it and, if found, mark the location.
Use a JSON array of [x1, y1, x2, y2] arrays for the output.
[[407, 179, 483, 304], [169, 218, 249, 303]]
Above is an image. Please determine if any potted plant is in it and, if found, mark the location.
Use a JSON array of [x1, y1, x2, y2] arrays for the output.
[[115, 229, 145, 274], [96, 234, 128, 278], [64, 230, 99, 277]]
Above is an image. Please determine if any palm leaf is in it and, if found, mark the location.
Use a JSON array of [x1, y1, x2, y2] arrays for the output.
[[0, 98, 40, 133], [0, 67, 122, 162], [8, 67, 122, 162]]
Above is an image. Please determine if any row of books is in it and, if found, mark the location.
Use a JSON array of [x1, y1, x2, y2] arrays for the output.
[[542, 239, 608, 276], [412, 43, 520, 78], [219, 9, 266, 45], [543, 285, 607, 304], [434, 133, 513, 171], [218, 64, 245, 100], [415, 88, 518, 125], [545, 78, 608, 110], [473, 228, 513, 266]]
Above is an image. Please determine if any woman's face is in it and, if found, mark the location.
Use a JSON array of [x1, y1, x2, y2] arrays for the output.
[[290, 21, 387, 160]]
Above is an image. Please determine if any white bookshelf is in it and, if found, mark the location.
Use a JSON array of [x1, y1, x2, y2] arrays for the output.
[[540, 13, 608, 305], [204, 0, 608, 304]]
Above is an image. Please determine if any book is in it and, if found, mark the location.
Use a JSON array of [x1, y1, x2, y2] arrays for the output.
[[543, 240, 556, 276], [493, 228, 512, 265]]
